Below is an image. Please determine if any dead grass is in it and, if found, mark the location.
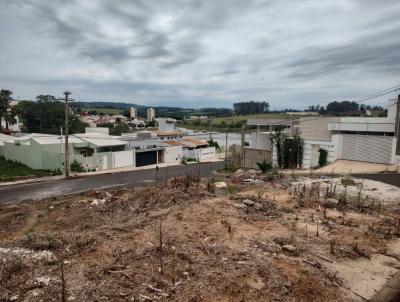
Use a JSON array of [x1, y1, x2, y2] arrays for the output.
[[0, 175, 399, 301]]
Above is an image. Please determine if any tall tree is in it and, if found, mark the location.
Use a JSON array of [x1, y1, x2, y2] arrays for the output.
[[15, 95, 87, 134], [0, 89, 14, 130]]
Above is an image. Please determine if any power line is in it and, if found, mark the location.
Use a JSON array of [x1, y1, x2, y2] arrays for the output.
[[257, 85, 400, 127], [217, 42, 400, 102]]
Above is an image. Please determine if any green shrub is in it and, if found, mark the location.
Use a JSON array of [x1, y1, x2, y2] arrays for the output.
[[207, 139, 221, 150], [257, 160, 272, 173], [70, 160, 84, 172]]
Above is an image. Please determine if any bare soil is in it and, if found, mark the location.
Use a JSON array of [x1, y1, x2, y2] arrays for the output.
[[1, 174, 399, 302]]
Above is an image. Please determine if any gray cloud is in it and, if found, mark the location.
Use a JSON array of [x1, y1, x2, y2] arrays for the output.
[[0, 0, 400, 109]]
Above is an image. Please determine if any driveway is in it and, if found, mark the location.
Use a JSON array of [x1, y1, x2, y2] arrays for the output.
[[0, 162, 223, 203]]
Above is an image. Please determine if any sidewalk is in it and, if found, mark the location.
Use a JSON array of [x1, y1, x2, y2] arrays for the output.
[[75, 162, 180, 176], [280, 160, 397, 176], [0, 175, 65, 187]]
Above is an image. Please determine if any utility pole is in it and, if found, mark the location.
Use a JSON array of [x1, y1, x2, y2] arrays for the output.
[[241, 125, 245, 166], [208, 118, 212, 141], [60, 126, 63, 173], [396, 94, 400, 156], [63, 91, 72, 178], [225, 126, 228, 167], [155, 165, 159, 187]]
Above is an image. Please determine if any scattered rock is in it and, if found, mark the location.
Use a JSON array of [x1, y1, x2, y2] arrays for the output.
[[242, 178, 256, 184], [254, 203, 263, 210], [0, 247, 54, 262], [234, 168, 245, 175], [233, 203, 247, 209], [91, 198, 106, 206], [214, 182, 227, 189], [243, 199, 255, 206], [35, 276, 51, 286], [282, 244, 297, 253], [10, 295, 18, 301]]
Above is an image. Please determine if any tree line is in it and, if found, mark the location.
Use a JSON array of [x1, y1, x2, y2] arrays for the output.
[[307, 100, 386, 116], [0, 90, 87, 134], [233, 101, 269, 115]]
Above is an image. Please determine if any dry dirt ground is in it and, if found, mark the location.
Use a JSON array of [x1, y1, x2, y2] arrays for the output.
[[1, 173, 399, 302]]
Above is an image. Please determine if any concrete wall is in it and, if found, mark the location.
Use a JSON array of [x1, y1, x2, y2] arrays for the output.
[[164, 146, 182, 164], [2, 139, 66, 171], [250, 132, 272, 150], [297, 117, 339, 141], [112, 150, 134, 168], [191, 147, 216, 162], [328, 117, 395, 133], [73, 152, 112, 171], [85, 127, 109, 134], [157, 118, 175, 132], [3, 139, 43, 170], [302, 140, 337, 169]]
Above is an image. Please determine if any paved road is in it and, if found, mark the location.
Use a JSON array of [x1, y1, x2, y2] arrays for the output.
[[1, 163, 398, 203], [352, 173, 400, 188], [0, 162, 223, 203]]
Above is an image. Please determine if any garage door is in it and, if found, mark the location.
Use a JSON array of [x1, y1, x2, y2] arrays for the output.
[[113, 150, 134, 168], [341, 134, 393, 164], [136, 151, 157, 167]]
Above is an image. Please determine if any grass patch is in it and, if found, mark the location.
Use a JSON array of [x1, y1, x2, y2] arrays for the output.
[[0, 156, 59, 181], [177, 112, 300, 131]]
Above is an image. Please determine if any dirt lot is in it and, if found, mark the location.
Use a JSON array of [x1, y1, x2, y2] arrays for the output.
[[1, 173, 400, 302]]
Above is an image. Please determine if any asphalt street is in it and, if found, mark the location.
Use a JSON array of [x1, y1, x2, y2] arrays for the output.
[[351, 173, 400, 188], [0, 162, 398, 203], [0, 162, 223, 203]]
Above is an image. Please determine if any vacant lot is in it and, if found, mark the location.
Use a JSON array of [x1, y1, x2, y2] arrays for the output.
[[0, 157, 57, 181], [178, 112, 302, 131], [1, 174, 399, 301]]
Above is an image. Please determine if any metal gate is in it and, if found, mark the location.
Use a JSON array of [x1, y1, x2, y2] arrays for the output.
[[136, 150, 157, 167], [341, 134, 393, 164]]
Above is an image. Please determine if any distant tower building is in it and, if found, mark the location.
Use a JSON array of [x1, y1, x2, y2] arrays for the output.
[[130, 107, 138, 119], [147, 108, 155, 122]]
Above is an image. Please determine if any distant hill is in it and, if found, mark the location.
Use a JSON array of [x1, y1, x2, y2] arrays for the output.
[[74, 101, 147, 110], [73, 101, 233, 119]]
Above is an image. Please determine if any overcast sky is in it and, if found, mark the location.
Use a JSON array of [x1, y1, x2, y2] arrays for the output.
[[1, 0, 399, 109]]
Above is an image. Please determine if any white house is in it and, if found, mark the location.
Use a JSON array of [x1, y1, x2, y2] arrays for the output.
[[164, 138, 216, 162], [248, 100, 399, 169], [327, 100, 397, 165], [0, 128, 185, 171], [157, 118, 176, 132]]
